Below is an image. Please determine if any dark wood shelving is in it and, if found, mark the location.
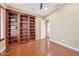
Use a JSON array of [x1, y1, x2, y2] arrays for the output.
[[20, 28, 28, 29], [6, 9, 35, 47], [9, 16, 16, 19], [29, 17, 35, 40], [20, 23, 28, 24], [20, 17, 27, 20], [6, 9, 18, 46], [30, 25, 35, 26], [9, 38, 17, 41], [20, 15, 29, 42]]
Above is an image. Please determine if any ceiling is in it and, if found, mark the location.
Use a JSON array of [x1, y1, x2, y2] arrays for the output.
[[6, 3, 64, 16]]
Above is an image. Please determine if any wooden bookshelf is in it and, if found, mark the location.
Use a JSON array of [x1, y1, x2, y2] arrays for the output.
[[20, 15, 28, 42], [6, 10, 18, 46], [29, 17, 35, 40], [6, 9, 35, 47]]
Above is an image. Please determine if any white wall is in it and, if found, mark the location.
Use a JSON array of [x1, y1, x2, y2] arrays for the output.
[[40, 19, 45, 39], [35, 16, 43, 40], [1, 8, 4, 39], [45, 4, 79, 50], [0, 8, 6, 52]]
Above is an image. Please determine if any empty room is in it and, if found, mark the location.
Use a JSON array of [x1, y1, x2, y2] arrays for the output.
[[0, 3, 79, 56]]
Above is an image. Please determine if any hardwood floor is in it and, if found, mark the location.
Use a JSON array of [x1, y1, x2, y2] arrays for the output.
[[49, 41, 79, 56], [0, 39, 79, 56], [3, 39, 48, 56]]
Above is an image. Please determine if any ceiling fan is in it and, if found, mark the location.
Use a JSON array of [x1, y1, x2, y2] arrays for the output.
[[40, 3, 47, 10], [40, 3, 43, 10]]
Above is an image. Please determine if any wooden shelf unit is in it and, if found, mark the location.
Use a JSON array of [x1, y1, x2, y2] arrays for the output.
[[6, 10, 18, 46], [20, 15, 28, 41], [29, 17, 35, 40], [6, 9, 35, 47]]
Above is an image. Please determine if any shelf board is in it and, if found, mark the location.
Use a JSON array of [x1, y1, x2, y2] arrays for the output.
[[30, 28, 35, 30], [9, 16, 16, 19], [20, 22, 28, 24], [8, 40, 18, 45], [20, 39, 28, 43], [30, 38, 35, 39], [8, 24, 16, 26], [30, 23, 34, 24], [30, 36, 35, 38], [20, 32, 28, 33], [30, 25, 35, 27], [30, 35, 35, 36], [20, 35, 28, 37], [8, 36, 17, 37], [9, 39, 17, 41], [8, 20, 17, 22], [20, 28, 28, 30], [20, 37, 28, 40], [20, 18, 28, 20], [8, 28, 17, 30], [30, 31, 35, 32], [30, 33, 35, 35]]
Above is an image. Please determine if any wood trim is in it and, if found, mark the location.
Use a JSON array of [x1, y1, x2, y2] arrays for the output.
[[0, 6, 4, 42], [6, 9, 19, 14], [0, 5, 3, 8], [0, 4, 5, 9], [5, 9, 9, 47], [17, 14, 20, 42], [34, 17, 36, 40], [28, 16, 30, 41], [6, 9, 36, 17], [49, 39, 79, 52]]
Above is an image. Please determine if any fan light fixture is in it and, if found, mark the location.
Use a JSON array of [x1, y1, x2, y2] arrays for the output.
[[44, 7, 48, 11], [40, 3, 48, 11]]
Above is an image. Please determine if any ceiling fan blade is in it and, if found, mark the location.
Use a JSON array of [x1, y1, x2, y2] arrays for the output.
[[40, 3, 43, 10]]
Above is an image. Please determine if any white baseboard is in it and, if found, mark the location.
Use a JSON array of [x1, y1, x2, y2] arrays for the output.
[[49, 39, 79, 52], [0, 47, 6, 53]]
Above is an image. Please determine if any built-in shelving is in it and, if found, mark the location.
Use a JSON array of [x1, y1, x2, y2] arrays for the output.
[[20, 15, 28, 41], [6, 11, 17, 45], [6, 9, 35, 47]]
